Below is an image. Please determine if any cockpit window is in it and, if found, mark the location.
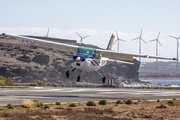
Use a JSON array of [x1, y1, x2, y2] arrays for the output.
[[77, 47, 96, 55], [77, 47, 101, 59]]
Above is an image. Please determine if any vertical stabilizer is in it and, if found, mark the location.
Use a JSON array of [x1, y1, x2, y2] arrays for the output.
[[106, 34, 115, 51]]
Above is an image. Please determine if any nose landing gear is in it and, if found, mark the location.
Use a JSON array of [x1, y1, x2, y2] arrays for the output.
[[77, 72, 81, 82]]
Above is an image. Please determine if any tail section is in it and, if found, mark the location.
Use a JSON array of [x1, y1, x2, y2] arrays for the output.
[[106, 34, 115, 51]]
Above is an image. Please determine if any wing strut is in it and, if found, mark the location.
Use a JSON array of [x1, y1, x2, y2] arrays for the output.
[[50, 45, 72, 67], [95, 55, 128, 71]]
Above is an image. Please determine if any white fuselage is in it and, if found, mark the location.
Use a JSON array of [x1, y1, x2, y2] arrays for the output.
[[72, 57, 109, 73]]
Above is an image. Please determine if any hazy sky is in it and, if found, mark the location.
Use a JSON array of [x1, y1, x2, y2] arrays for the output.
[[1, 0, 180, 61]]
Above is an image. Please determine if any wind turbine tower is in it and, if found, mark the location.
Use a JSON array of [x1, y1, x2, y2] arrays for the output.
[[149, 32, 162, 67], [169, 35, 180, 69], [76, 32, 90, 43], [113, 31, 126, 51], [132, 29, 147, 62]]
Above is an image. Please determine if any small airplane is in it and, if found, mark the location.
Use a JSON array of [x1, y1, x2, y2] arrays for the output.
[[1, 33, 178, 83]]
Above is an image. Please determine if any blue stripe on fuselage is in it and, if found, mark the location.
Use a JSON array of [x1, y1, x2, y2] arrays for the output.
[[73, 54, 93, 59]]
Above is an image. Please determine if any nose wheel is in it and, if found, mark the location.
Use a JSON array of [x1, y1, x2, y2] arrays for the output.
[[77, 76, 80, 82], [66, 70, 70, 78], [102, 76, 107, 83]]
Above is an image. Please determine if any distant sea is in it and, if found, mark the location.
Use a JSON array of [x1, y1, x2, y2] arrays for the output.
[[141, 78, 180, 85]]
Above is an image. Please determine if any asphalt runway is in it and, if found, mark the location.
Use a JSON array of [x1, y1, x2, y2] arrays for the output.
[[0, 87, 180, 106]]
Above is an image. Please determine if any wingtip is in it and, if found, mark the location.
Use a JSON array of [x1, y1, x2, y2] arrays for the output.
[[173, 58, 178, 60]]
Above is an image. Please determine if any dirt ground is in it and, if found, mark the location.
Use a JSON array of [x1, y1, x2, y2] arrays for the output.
[[0, 100, 180, 120]]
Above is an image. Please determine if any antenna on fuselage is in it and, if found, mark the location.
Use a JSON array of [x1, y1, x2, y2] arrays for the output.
[[149, 32, 162, 67], [169, 35, 180, 69], [131, 29, 147, 62], [75, 32, 90, 43], [113, 31, 126, 51]]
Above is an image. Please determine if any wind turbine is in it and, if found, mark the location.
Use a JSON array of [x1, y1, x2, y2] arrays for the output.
[[169, 35, 180, 69], [113, 31, 126, 51], [132, 29, 147, 62], [45, 28, 50, 38], [76, 32, 90, 43], [149, 32, 162, 67]]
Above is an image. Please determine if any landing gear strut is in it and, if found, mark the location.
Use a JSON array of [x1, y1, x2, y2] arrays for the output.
[[66, 70, 70, 78], [102, 76, 107, 83]]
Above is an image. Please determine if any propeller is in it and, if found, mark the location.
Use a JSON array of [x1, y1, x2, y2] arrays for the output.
[[65, 55, 89, 66]]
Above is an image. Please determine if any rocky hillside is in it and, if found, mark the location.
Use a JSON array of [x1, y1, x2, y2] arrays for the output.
[[0, 36, 144, 86]]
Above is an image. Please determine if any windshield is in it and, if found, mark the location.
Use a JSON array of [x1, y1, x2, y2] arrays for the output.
[[77, 47, 100, 59], [77, 47, 96, 56]]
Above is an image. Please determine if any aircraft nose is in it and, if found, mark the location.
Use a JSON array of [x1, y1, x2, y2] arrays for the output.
[[76, 57, 81, 62]]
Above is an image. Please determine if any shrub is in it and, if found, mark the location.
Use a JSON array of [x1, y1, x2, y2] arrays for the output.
[[0, 80, 6, 86], [33, 99, 39, 103], [157, 99, 160, 102], [0, 76, 14, 86], [69, 103, 77, 107], [23, 99, 37, 108], [173, 98, 176, 100], [125, 99, 133, 104], [0, 107, 8, 110], [44, 105, 50, 109], [116, 100, 123, 104], [86, 100, 96, 106], [138, 100, 141, 102], [55, 102, 61, 106], [99, 99, 107, 105], [31, 80, 46, 86], [37, 102, 44, 107], [156, 104, 167, 108], [168, 100, 174, 105], [54, 106, 64, 109], [7, 103, 14, 109], [115, 104, 118, 106]]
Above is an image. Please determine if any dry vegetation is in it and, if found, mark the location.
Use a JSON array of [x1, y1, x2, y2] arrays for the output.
[[0, 99, 180, 120]]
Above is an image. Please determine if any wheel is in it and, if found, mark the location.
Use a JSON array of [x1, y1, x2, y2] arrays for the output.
[[66, 70, 70, 78], [102, 77, 107, 83], [77, 76, 80, 82]]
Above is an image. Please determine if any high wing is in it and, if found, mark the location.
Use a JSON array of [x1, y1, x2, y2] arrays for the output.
[[96, 49, 177, 61], [2, 33, 78, 55], [2, 33, 177, 61]]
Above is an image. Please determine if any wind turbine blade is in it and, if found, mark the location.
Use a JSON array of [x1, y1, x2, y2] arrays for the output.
[[141, 38, 147, 44], [82, 35, 90, 39], [169, 35, 178, 39], [157, 40, 163, 46], [149, 39, 156, 42], [119, 39, 126, 42], [132, 37, 139, 41], [46, 28, 50, 37], [113, 40, 118, 44], [140, 29, 143, 37], [157, 32, 160, 39], [116, 31, 119, 40], [76, 32, 82, 38]]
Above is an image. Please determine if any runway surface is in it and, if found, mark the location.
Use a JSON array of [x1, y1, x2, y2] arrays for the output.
[[0, 87, 180, 106]]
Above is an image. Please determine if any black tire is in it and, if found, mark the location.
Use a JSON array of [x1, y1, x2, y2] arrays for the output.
[[102, 77, 107, 83], [77, 76, 80, 82], [66, 70, 70, 78]]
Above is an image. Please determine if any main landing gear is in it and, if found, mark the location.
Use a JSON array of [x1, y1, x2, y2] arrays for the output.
[[66, 70, 70, 78], [66, 70, 81, 82], [102, 76, 107, 83]]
